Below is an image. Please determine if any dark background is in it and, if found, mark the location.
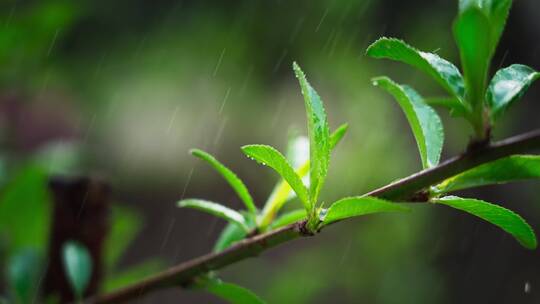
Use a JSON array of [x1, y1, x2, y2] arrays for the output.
[[1, 0, 540, 303]]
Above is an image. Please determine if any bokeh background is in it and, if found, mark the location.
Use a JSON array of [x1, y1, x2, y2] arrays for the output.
[[1, 0, 540, 303]]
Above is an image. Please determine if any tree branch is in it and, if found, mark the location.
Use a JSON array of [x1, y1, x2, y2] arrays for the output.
[[87, 129, 540, 304]]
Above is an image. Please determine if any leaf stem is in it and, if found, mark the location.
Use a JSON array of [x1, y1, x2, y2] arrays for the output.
[[85, 129, 540, 304]]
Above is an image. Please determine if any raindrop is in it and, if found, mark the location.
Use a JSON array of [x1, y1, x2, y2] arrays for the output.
[[239, 65, 254, 97], [315, 8, 329, 33], [159, 217, 177, 252], [213, 117, 228, 147], [289, 17, 305, 44], [218, 87, 231, 115], [166, 105, 180, 134], [213, 48, 226, 77], [318, 208, 328, 221], [180, 167, 194, 200], [47, 29, 60, 57], [524, 281, 531, 294], [272, 49, 288, 73]]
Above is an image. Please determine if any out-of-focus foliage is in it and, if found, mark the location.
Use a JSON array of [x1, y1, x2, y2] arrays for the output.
[[103, 207, 164, 292], [62, 241, 93, 298], [6, 250, 42, 304], [0, 1, 80, 87], [0, 164, 50, 257]]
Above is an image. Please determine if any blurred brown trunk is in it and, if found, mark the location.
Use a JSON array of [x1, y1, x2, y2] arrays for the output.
[[43, 176, 110, 303]]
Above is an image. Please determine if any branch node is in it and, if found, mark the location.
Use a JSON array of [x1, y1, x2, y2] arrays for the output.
[[407, 190, 431, 202], [298, 220, 315, 236], [467, 126, 492, 152]]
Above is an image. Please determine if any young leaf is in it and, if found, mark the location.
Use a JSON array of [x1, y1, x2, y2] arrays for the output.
[[204, 279, 266, 304], [293, 62, 331, 205], [269, 209, 307, 230], [484, 0, 512, 51], [191, 149, 257, 214], [458, 0, 512, 55], [213, 222, 247, 253], [320, 197, 410, 226], [487, 64, 540, 122], [242, 145, 310, 210], [62, 241, 93, 298], [454, 4, 492, 110], [258, 124, 347, 229], [366, 37, 466, 102], [435, 155, 540, 193], [373, 76, 444, 168], [434, 196, 537, 249], [329, 123, 349, 149], [178, 199, 249, 232]]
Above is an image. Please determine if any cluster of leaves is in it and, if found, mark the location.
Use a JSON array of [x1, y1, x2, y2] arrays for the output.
[[0, 164, 162, 303], [367, 0, 539, 140], [178, 1, 540, 302], [365, 0, 539, 248]]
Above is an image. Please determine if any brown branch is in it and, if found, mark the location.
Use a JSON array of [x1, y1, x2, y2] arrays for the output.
[[87, 129, 540, 304]]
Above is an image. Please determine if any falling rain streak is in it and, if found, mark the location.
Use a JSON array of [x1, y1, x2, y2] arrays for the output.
[[213, 48, 227, 77], [167, 105, 181, 134], [47, 29, 60, 56], [219, 87, 231, 115]]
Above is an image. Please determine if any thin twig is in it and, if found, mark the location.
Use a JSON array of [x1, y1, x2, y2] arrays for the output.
[[87, 129, 540, 304]]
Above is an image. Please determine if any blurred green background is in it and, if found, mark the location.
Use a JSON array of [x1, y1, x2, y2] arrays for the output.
[[1, 0, 540, 303]]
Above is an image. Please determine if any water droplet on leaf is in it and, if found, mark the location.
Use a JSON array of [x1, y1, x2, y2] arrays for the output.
[[318, 208, 328, 221]]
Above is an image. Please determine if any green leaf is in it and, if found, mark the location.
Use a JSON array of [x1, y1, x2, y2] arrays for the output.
[[6, 250, 41, 304], [103, 259, 164, 292], [204, 279, 266, 304], [484, 0, 512, 51], [458, 0, 512, 54], [454, 4, 492, 110], [329, 123, 349, 149], [435, 155, 540, 193], [293, 62, 331, 206], [435, 196, 537, 249], [269, 209, 307, 230], [258, 141, 309, 230], [259, 124, 348, 229], [320, 197, 410, 226], [366, 37, 466, 103], [62, 241, 93, 298], [487, 64, 540, 122], [0, 164, 51, 258], [242, 145, 310, 210], [213, 222, 247, 252], [178, 199, 249, 232], [191, 149, 257, 214], [373, 76, 444, 168]]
